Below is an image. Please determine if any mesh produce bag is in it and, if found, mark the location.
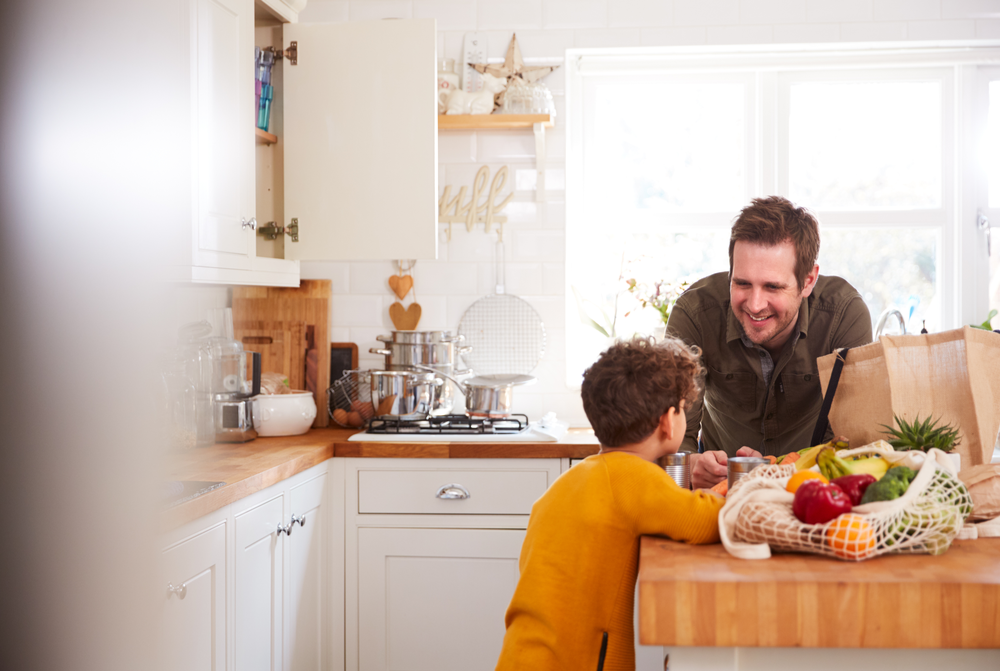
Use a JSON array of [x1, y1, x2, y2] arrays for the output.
[[719, 443, 973, 561]]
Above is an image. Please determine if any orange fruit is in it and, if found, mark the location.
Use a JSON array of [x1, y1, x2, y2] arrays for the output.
[[826, 514, 876, 560], [785, 470, 828, 494]]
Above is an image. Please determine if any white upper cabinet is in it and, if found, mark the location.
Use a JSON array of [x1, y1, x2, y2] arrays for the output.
[[282, 19, 439, 261]]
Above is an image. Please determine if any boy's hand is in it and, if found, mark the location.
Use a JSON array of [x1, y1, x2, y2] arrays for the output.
[[691, 451, 728, 489]]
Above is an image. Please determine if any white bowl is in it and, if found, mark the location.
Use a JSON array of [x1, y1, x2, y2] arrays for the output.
[[253, 391, 316, 437]]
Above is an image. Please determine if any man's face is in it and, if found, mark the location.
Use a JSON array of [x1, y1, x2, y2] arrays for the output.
[[730, 239, 818, 353]]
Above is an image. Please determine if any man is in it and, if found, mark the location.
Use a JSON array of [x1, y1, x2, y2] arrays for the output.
[[666, 196, 873, 489]]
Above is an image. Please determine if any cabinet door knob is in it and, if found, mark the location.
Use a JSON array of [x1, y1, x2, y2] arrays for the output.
[[166, 582, 187, 600], [276, 522, 292, 536], [435, 483, 470, 500], [291, 513, 306, 528], [242, 217, 257, 231]]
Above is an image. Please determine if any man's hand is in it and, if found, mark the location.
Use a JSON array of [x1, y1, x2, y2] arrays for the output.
[[690, 451, 728, 489], [735, 446, 763, 459]]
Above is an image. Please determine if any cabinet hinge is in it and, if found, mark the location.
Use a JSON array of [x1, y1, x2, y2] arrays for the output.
[[263, 41, 297, 66], [258, 218, 299, 242]]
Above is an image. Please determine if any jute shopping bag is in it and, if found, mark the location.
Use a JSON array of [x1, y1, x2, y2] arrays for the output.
[[817, 326, 1000, 467]]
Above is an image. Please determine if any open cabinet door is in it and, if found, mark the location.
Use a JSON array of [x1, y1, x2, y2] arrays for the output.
[[283, 19, 438, 261]]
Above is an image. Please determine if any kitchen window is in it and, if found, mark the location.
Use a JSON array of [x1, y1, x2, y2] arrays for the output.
[[565, 44, 1000, 385]]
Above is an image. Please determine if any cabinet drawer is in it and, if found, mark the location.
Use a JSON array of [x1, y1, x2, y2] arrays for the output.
[[358, 468, 552, 515]]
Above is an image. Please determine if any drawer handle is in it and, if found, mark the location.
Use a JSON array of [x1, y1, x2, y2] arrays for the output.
[[435, 483, 470, 500]]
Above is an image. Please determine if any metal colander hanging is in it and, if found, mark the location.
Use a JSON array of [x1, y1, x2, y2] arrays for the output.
[[458, 237, 546, 375]]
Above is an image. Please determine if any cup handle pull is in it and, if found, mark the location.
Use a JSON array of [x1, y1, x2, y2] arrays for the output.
[[435, 483, 470, 500]]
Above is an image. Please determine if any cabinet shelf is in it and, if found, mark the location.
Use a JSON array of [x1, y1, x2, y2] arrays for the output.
[[438, 114, 554, 202], [255, 128, 278, 145], [437, 114, 553, 130]]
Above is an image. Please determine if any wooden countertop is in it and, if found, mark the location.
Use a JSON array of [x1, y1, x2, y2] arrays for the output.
[[163, 427, 600, 530], [638, 536, 1000, 649]]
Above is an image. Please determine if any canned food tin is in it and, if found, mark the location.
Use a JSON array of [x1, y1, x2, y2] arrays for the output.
[[663, 451, 691, 489], [727, 456, 769, 490]]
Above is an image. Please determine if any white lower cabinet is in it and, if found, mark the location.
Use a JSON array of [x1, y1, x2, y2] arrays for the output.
[[161, 520, 228, 671], [345, 458, 563, 671], [357, 527, 525, 670], [160, 459, 344, 671]]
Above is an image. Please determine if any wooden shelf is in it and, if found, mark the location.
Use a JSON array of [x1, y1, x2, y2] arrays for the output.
[[437, 114, 553, 130], [255, 128, 278, 145]]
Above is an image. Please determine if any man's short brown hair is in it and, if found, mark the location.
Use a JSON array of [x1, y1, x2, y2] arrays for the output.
[[581, 337, 703, 448], [728, 196, 820, 290]]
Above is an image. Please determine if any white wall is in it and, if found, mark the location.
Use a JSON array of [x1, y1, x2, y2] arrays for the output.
[[298, 0, 1000, 426]]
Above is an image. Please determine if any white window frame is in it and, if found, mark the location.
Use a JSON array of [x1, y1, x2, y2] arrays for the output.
[[565, 42, 1000, 387]]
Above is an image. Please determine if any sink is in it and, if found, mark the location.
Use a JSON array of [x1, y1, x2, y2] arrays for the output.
[[163, 480, 226, 508]]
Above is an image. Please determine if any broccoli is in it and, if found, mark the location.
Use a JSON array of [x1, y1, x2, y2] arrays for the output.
[[860, 466, 917, 504]]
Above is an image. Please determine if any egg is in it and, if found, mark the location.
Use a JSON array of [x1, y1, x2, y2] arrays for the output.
[[346, 411, 363, 427], [332, 408, 349, 426]]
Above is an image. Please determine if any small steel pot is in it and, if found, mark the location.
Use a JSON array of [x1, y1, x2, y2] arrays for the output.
[[369, 370, 443, 420], [416, 367, 535, 418], [376, 330, 464, 344], [370, 341, 471, 367]]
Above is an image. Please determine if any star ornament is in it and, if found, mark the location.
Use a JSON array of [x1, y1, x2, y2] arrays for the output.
[[472, 33, 558, 109]]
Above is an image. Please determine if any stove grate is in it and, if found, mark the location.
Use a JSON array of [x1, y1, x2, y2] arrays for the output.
[[366, 414, 529, 435]]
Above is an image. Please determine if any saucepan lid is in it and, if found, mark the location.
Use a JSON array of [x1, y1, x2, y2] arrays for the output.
[[464, 374, 536, 389]]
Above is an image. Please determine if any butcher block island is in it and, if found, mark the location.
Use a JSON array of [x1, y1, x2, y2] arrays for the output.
[[638, 536, 1000, 649]]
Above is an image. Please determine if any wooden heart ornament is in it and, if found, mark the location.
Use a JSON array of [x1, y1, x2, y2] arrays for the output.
[[389, 301, 422, 330], [388, 275, 413, 300]]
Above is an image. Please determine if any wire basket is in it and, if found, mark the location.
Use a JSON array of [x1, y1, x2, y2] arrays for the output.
[[327, 370, 374, 428]]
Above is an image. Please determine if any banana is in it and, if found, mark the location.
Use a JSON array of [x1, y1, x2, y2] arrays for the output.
[[847, 456, 890, 480], [795, 445, 824, 471], [818, 446, 854, 480]]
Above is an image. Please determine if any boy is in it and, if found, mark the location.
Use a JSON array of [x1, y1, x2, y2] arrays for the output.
[[495, 337, 724, 671]]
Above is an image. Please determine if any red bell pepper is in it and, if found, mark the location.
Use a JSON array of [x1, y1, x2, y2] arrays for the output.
[[830, 474, 877, 507], [792, 480, 853, 524]]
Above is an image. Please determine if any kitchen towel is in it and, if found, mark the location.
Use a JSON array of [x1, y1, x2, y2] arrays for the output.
[[816, 327, 1000, 467]]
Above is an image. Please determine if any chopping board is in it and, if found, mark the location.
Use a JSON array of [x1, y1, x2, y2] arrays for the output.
[[233, 280, 331, 428]]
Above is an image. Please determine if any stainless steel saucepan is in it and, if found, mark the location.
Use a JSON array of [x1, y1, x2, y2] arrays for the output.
[[369, 370, 444, 420], [415, 366, 535, 418], [369, 340, 471, 368]]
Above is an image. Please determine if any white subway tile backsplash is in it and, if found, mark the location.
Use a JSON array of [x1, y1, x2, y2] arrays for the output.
[[501, 199, 539, 224], [641, 25, 708, 45], [349, 261, 398, 295], [413, 262, 480, 294], [442, 226, 501, 263], [512, 230, 565, 262], [300, 261, 350, 293], [438, 131, 477, 163], [298, 0, 350, 22], [839, 20, 908, 41], [805, 0, 872, 23], [739, 0, 806, 25], [477, 262, 544, 295], [478, 130, 537, 159], [874, 0, 940, 21], [442, 30, 468, 64], [773, 22, 840, 42], [448, 294, 483, 326], [391, 294, 450, 329], [609, 0, 673, 28], [330, 327, 351, 342], [674, 0, 739, 26], [493, 29, 575, 59], [521, 295, 566, 330], [943, 0, 1000, 20], [542, 263, 566, 295], [332, 295, 385, 326], [977, 19, 1000, 37], [414, 0, 478, 30], [515, 167, 566, 192], [907, 19, 976, 39], [348, 1, 413, 21], [543, 0, 608, 29], [574, 28, 643, 48], [477, 1, 543, 30], [707, 24, 774, 44]]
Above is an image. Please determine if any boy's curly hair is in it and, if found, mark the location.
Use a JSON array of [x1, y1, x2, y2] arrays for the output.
[[581, 337, 703, 448]]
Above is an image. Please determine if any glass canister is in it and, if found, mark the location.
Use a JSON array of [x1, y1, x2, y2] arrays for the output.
[[437, 58, 460, 114], [175, 320, 215, 448]]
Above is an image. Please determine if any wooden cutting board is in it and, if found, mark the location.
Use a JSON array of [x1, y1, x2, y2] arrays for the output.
[[233, 280, 331, 428]]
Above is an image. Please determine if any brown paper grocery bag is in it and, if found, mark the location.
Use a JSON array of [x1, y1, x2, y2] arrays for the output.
[[818, 327, 1000, 467]]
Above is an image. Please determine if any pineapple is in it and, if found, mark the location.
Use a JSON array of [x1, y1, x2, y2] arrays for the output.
[[880, 414, 960, 453]]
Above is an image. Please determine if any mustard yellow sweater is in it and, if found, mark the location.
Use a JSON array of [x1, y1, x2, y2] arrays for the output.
[[495, 451, 724, 671]]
